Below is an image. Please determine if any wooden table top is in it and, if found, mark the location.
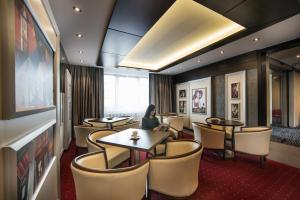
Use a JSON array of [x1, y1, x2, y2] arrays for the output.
[[88, 117, 128, 123], [96, 128, 169, 151], [206, 119, 244, 127]]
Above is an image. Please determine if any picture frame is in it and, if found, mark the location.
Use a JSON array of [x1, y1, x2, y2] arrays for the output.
[[179, 89, 186, 98], [192, 88, 207, 114], [231, 103, 240, 120], [179, 100, 186, 114], [231, 82, 240, 100], [1, 0, 55, 119]]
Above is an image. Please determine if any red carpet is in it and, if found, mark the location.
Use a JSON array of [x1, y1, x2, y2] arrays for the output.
[[61, 135, 300, 200]]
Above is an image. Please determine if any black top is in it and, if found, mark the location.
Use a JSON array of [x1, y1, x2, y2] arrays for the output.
[[142, 116, 160, 130]]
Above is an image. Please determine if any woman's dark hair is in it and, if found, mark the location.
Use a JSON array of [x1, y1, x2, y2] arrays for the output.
[[144, 104, 156, 118]]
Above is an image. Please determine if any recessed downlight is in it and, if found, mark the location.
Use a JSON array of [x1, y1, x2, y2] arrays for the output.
[[75, 33, 83, 38], [78, 50, 83, 54], [80, 59, 84, 63], [73, 6, 82, 13], [220, 50, 224, 54], [253, 37, 260, 42], [61, 56, 65, 60], [297, 54, 300, 58]]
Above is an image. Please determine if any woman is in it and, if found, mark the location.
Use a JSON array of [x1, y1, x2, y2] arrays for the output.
[[142, 104, 160, 130]]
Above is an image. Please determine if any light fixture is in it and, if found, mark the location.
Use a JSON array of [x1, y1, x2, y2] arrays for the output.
[[119, 0, 245, 70], [78, 50, 83, 54], [75, 33, 83, 38], [61, 56, 65, 60], [220, 50, 224, 54], [253, 37, 260, 42], [297, 54, 300, 58], [80, 59, 84, 63], [73, 6, 82, 13]]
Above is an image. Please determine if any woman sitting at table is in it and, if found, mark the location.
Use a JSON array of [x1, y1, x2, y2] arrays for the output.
[[142, 104, 160, 130]]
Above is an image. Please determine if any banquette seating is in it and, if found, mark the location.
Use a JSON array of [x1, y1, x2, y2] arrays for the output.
[[87, 130, 130, 168], [71, 151, 149, 200]]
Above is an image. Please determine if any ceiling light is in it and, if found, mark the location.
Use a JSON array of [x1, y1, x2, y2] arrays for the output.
[[220, 50, 224, 54], [73, 6, 82, 13], [61, 57, 65, 60], [119, 0, 245, 71], [80, 59, 84, 63], [78, 50, 83, 54], [75, 33, 83, 38], [253, 37, 260, 42], [197, 59, 201, 63], [297, 54, 300, 58]]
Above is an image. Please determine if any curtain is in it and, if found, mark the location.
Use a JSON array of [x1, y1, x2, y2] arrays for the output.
[[149, 74, 173, 114], [61, 64, 104, 126]]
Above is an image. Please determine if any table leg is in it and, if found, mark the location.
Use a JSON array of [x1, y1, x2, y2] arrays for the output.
[[134, 150, 140, 164]]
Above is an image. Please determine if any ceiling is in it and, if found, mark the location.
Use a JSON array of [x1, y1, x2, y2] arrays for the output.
[[49, 0, 300, 73], [270, 46, 300, 70]]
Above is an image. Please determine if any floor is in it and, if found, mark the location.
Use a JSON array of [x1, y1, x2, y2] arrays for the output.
[[271, 126, 300, 147], [61, 134, 300, 200]]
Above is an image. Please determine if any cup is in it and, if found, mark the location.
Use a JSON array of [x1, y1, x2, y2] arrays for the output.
[[132, 130, 138, 138]]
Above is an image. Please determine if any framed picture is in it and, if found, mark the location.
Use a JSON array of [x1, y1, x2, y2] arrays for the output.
[[231, 82, 240, 99], [179, 100, 186, 114], [179, 89, 186, 98], [231, 103, 240, 120], [1, 0, 55, 119], [192, 88, 207, 114]]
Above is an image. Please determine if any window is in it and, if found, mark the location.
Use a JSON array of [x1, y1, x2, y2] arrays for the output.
[[104, 72, 149, 119]]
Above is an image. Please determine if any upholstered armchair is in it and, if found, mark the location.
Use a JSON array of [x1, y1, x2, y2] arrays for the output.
[[192, 122, 208, 142], [199, 125, 226, 159], [235, 127, 272, 167], [71, 151, 149, 200], [87, 130, 130, 168], [205, 117, 234, 139], [113, 121, 140, 131], [167, 116, 184, 139], [149, 140, 203, 198], [74, 125, 108, 154]]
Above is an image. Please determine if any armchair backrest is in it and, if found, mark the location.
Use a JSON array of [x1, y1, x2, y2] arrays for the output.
[[87, 130, 117, 152], [74, 125, 108, 148], [235, 127, 272, 156], [192, 122, 208, 142], [149, 140, 203, 198], [71, 152, 149, 200], [199, 126, 225, 149], [113, 121, 140, 131]]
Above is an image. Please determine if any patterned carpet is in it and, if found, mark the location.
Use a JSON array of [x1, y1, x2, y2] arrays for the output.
[[61, 135, 300, 200], [271, 126, 300, 147]]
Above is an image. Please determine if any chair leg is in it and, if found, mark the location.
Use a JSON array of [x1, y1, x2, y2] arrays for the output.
[[222, 149, 226, 160], [260, 156, 265, 168]]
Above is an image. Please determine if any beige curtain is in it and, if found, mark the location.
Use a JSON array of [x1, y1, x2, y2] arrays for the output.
[[149, 74, 173, 114], [61, 64, 104, 126]]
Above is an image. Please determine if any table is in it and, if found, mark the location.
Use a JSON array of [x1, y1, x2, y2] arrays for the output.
[[88, 117, 128, 129], [206, 119, 244, 158], [96, 128, 169, 164]]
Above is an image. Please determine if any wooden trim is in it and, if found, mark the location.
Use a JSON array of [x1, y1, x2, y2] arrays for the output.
[[87, 129, 117, 149], [112, 121, 139, 128], [150, 140, 203, 160], [72, 151, 149, 173]]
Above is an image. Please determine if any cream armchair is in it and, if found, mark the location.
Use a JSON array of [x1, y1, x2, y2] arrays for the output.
[[235, 127, 272, 167], [113, 121, 140, 131], [71, 151, 149, 200], [199, 125, 226, 159], [149, 140, 203, 198], [87, 130, 130, 168], [192, 122, 208, 142]]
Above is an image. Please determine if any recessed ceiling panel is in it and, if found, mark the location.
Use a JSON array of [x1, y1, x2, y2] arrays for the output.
[[119, 0, 245, 70]]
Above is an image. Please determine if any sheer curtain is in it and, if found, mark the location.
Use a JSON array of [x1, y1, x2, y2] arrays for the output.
[[104, 68, 149, 121]]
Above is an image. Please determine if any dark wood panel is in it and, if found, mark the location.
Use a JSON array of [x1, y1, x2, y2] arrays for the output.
[[173, 52, 258, 84], [108, 0, 175, 36], [101, 29, 141, 56], [196, 0, 245, 15]]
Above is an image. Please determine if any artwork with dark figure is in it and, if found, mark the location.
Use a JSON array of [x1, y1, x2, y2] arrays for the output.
[[231, 82, 240, 99], [192, 88, 207, 114], [179, 89, 186, 98], [231, 103, 240, 120]]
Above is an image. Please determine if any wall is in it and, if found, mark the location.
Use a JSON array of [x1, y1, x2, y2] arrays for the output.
[[0, 0, 61, 199], [173, 52, 259, 126], [289, 71, 300, 127]]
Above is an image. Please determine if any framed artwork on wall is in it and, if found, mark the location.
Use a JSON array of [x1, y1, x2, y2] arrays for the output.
[[179, 89, 186, 98], [179, 100, 186, 114], [15, 0, 54, 113], [1, 0, 55, 119], [231, 103, 240, 120], [192, 88, 207, 114], [231, 82, 240, 99]]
